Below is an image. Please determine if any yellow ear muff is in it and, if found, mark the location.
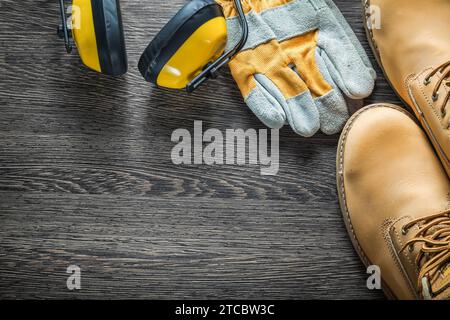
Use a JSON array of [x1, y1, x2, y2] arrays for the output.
[[157, 17, 227, 90], [60, 0, 127, 76], [138, 0, 227, 90], [72, 0, 102, 73]]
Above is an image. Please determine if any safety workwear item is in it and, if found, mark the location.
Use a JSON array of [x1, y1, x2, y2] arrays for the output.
[[138, 0, 248, 92], [219, 0, 376, 136], [58, 0, 127, 76], [59, 0, 247, 90], [337, 103, 450, 300], [364, 0, 450, 176]]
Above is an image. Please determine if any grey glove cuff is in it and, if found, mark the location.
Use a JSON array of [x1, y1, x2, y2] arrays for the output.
[[225, 0, 318, 52], [225, 10, 276, 52]]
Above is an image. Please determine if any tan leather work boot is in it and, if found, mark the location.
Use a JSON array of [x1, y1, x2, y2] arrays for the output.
[[337, 104, 450, 300], [363, 0, 450, 176]]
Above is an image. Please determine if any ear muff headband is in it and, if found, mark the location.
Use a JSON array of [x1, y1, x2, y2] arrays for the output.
[[186, 0, 248, 92], [58, 0, 72, 53], [58, 0, 127, 76], [138, 0, 248, 92]]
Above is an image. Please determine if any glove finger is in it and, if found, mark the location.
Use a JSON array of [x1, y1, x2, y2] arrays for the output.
[[280, 33, 349, 135], [255, 71, 320, 137], [245, 76, 287, 130], [318, 25, 375, 99], [280, 31, 333, 98], [228, 45, 287, 130], [314, 49, 350, 135], [229, 39, 320, 137], [322, 0, 376, 78]]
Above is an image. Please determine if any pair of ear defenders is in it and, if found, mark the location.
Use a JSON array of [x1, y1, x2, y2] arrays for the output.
[[58, 0, 248, 92]]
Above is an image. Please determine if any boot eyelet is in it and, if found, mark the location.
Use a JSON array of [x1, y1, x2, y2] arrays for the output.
[[432, 92, 439, 101], [408, 244, 414, 252], [424, 78, 431, 86], [401, 227, 408, 235]]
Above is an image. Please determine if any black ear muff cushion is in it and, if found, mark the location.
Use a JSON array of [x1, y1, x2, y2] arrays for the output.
[[138, 0, 224, 84], [92, 0, 128, 76]]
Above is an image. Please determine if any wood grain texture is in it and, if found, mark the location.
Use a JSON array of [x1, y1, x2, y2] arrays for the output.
[[0, 0, 401, 299]]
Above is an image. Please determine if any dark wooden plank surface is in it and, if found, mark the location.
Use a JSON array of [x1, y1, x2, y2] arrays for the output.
[[0, 0, 401, 299]]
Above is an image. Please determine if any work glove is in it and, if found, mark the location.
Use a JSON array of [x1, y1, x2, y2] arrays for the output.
[[218, 0, 376, 136]]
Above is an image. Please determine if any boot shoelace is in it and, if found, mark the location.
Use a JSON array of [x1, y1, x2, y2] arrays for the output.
[[424, 60, 450, 129], [400, 210, 450, 299]]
